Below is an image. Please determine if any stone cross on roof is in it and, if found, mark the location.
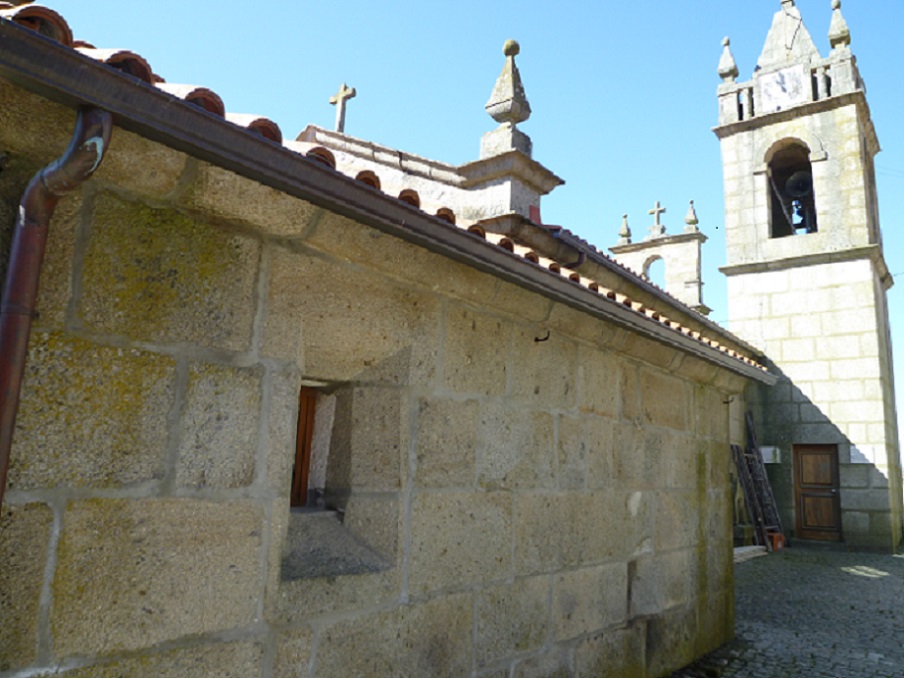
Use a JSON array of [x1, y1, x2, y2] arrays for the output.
[[330, 83, 356, 134], [647, 201, 667, 239]]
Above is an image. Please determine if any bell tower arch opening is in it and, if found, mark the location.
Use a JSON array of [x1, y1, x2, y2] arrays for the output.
[[767, 142, 817, 238]]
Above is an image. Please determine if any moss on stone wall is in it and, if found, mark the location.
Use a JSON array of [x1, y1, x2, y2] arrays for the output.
[[79, 193, 259, 351], [10, 332, 176, 489]]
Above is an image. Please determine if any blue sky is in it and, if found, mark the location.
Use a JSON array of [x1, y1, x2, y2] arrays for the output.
[[48, 0, 904, 438]]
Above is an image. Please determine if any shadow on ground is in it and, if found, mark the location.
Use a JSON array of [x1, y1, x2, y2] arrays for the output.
[[672, 546, 904, 678]]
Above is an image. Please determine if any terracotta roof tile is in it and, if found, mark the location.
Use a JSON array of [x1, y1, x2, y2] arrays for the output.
[[76, 47, 154, 83], [225, 114, 283, 143], [156, 83, 225, 117], [0, 3, 71, 46]]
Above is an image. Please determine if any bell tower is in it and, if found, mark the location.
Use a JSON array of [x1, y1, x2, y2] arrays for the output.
[[715, 1, 903, 550]]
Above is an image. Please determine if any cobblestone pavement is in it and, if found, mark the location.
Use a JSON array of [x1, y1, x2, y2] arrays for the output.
[[674, 547, 904, 678]]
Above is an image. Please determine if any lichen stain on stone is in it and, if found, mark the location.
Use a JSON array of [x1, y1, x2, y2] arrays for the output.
[[79, 193, 258, 349], [10, 332, 176, 489]]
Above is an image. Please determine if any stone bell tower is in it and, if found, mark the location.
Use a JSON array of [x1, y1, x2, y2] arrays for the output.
[[715, 0, 903, 550]]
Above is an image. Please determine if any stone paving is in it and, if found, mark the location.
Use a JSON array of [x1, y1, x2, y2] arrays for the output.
[[674, 546, 904, 678]]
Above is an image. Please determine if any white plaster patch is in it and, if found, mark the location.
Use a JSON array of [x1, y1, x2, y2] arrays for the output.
[[628, 491, 643, 517], [760, 446, 781, 464]]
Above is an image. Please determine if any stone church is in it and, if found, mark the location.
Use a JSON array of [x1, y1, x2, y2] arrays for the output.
[[0, 2, 900, 677]]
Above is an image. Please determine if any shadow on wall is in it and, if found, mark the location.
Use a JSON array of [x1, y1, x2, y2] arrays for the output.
[[742, 360, 903, 551]]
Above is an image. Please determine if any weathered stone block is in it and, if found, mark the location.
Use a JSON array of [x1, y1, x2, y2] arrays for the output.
[[415, 397, 479, 487], [515, 491, 645, 574], [53, 641, 264, 677], [639, 369, 690, 431], [177, 363, 263, 489], [645, 604, 697, 677], [11, 333, 175, 489], [343, 493, 401, 563], [621, 333, 680, 370], [34, 195, 82, 328], [585, 415, 616, 490], [577, 346, 620, 418], [553, 563, 628, 641], [0, 503, 52, 672], [839, 489, 890, 511], [409, 491, 512, 594], [443, 304, 510, 396], [575, 625, 647, 678], [513, 648, 573, 678], [96, 127, 189, 199], [271, 566, 401, 624], [292, 255, 439, 386], [476, 577, 550, 667], [302, 211, 502, 313], [558, 415, 588, 490], [327, 386, 406, 494], [510, 326, 576, 409], [629, 550, 691, 617], [80, 193, 259, 351], [266, 369, 303, 496], [182, 161, 321, 237], [52, 499, 263, 656], [545, 303, 621, 351], [262, 244, 305, 363], [273, 627, 313, 678], [314, 594, 472, 677], [477, 402, 555, 490], [654, 491, 700, 552]]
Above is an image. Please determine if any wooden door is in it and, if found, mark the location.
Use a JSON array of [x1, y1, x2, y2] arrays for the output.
[[793, 444, 842, 541]]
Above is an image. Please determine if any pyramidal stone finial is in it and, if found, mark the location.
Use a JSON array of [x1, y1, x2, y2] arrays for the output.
[[486, 39, 531, 125], [480, 40, 533, 159], [618, 214, 632, 245], [718, 37, 739, 82], [829, 0, 851, 50], [684, 200, 700, 233]]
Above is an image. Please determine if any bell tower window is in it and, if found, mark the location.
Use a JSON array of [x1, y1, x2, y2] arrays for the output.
[[767, 143, 817, 238]]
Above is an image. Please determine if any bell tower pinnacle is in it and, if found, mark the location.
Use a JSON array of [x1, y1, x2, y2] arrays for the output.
[[715, 1, 903, 551]]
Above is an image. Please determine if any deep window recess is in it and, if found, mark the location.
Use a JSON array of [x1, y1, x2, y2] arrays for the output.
[[768, 144, 817, 237], [290, 386, 336, 509]]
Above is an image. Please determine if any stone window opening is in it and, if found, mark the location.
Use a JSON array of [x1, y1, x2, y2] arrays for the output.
[[643, 255, 666, 289], [767, 143, 817, 238], [290, 384, 336, 511], [283, 382, 394, 581]]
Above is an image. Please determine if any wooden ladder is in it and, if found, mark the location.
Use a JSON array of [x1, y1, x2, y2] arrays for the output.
[[732, 412, 785, 551]]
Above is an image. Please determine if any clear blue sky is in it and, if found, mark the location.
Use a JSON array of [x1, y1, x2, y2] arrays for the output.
[[48, 0, 904, 440]]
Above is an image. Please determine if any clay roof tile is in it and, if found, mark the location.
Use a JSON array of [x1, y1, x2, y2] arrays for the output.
[[0, 3, 72, 47]]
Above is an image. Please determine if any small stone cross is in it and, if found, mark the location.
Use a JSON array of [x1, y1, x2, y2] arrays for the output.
[[648, 201, 667, 238], [330, 83, 356, 134]]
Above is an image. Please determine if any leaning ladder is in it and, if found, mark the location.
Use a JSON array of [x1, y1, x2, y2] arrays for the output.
[[732, 412, 785, 550]]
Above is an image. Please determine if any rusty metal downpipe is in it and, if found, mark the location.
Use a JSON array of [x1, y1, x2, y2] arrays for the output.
[[0, 107, 112, 507]]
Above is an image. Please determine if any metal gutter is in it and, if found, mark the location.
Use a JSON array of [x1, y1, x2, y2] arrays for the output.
[[0, 21, 774, 385], [0, 107, 113, 507]]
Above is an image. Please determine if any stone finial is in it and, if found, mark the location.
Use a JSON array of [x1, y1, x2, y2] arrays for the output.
[[829, 0, 851, 50], [617, 214, 632, 245], [684, 200, 700, 233], [485, 39, 531, 125], [646, 201, 667, 240], [329, 83, 356, 134], [718, 37, 739, 82]]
